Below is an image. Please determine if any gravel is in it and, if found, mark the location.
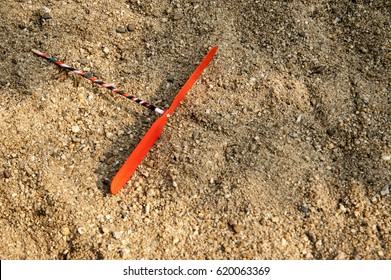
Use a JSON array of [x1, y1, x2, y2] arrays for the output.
[[0, 0, 389, 260]]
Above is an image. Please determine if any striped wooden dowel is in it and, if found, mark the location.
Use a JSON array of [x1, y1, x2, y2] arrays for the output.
[[32, 49, 165, 115]]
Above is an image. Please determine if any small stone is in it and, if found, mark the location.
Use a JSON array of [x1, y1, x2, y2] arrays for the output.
[[100, 226, 109, 234], [327, 128, 335, 136], [309, 64, 326, 74], [306, 231, 317, 243], [380, 185, 389, 196], [173, 237, 180, 244], [77, 227, 85, 235], [3, 169, 11, 178], [61, 227, 70, 236], [339, 203, 347, 213], [224, 246, 232, 253], [105, 132, 113, 139], [166, 75, 174, 83], [71, 125, 80, 133], [249, 77, 257, 86], [173, 11, 183, 20], [145, 204, 150, 215], [151, 9, 160, 17], [120, 248, 130, 257], [381, 155, 390, 161], [359, 47, 368, 54], [116, 26, 126, 33], [103, 47, 110, 54], [335, 251, 348, 260], [298, 205, 309, 213], [281, 238, 288, 247], [232, 224, 243, 234], [41, 13, 52, 20], [298, 31, 306, 38], [112, 231, 122, 239], [127, 23, 136, 31]]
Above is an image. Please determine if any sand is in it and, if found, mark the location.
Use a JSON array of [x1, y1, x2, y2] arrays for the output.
[[0, 0, 390, 259]]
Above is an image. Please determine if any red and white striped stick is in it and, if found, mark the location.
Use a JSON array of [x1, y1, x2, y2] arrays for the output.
[[32, 49, 165, 115]]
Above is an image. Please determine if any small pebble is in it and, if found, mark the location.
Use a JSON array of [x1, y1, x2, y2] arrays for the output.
[[232, 224, 243, 234], [166, 75, 174, 83], [173, 12, 183, 20], [306, 231, 317, 243], [60, 227, 70, 236], [309, 64, 326, 74], [381, 155, 390, 161], [3, 169, 11, 178], [100, 226, 109, 234], [41, 13, 52, 20], [112, 231, 122, 239], [298, 205, 309, 213], [105, 132, 113, 139], [339, 204, 347, 213], [224, 246, 232, 253], [71, 125, 80, 133], [249, 77, 257, 86], [77, 227, 85, 235], [127, 23, 136, 31], [103, 47, 110, 54], [335, 251, 348, 260], [116, 26, 126, 33], [145, 204, 150, 215], [120, 248, 130, 257], [380, 185, 389, 196]]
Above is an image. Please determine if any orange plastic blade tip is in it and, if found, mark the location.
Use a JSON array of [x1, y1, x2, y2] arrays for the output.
[[110, 114, 168, 194], [166, 46, 218, 116], [110, 46, 218, 194]]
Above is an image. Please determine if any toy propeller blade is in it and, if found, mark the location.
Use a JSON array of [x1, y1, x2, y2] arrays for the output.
[[110, 46, 218, 194]]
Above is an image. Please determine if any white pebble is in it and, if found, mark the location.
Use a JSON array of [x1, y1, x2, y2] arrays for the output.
[[381, 155, 390, 161], [112, 231, 122, 239], [249, 77, 257, 85], [145, 204, 150, 215], [380, 185, 389, 196], [339, 204, 347, 213], [71, 125, 80, 133]]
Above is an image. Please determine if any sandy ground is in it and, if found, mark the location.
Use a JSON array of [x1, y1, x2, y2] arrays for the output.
[[0, 0, 390, 260]]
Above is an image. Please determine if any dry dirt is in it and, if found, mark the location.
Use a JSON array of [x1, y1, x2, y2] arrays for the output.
[[0, 0, 390, 260]]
